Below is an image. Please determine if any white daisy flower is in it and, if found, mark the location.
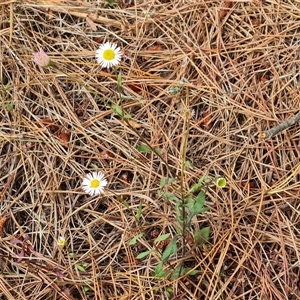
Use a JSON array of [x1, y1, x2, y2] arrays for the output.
[[82, 171, 108, 196], [95, 42, 122, 68], [57, 236, 67, 247]]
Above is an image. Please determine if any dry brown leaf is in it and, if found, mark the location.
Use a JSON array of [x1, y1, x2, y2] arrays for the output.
[[147, 45, 163, 51], [251, 18, 260, 26], [121, 119, 142, 129], [38, 118, 60, 132], [0, 216, 8, 237], [86, 16, 97, 31], [219, 1, 234, 19], [99, 150, 115, 160], [197, 112, 213, 131], [156, 237, 172, 250], [58, 132, 70, 148]]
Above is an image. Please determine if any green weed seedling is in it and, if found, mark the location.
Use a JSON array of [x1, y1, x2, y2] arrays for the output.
[[135, 174, 226, 279], [103, 0, 117, 7], [70, 254, 94, 293], [1, 80, 14, 111]]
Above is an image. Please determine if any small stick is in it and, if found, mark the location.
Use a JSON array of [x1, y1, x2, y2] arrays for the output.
[[260, 111, 300, 139]]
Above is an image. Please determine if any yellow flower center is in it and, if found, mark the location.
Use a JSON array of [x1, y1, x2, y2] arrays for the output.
[[58, 239, 65, 246], [90, 179, 100, 188], [103, 49, 115, 61]]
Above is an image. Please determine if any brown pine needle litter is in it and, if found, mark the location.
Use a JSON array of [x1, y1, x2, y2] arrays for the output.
[[1, 0, 300, 299]]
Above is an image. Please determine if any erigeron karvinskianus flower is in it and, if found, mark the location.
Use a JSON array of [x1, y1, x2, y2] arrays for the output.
[[215, 177, 226, 188], [32, 48, 51, 67], [95, 42, 122, 68], [82, 171, 107, 196], [57, 236, 67, 247]]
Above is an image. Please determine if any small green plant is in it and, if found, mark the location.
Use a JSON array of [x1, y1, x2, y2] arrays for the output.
[[103, 0, 117, 7], [69, 253, 94, 293], [134, 174, 226, 280], [1, 80, 14, 111]]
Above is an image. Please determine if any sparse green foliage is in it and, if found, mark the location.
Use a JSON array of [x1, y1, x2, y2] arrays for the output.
[[194, 227, 211, 245], [75, 263, 88, 272], [1, 80, 14, 111], [68, 252, 77, 258], [136, 250, 154, 259], [103, 0, 117, 7], [154, 262, 168, 278], [137, 144, 152, 153], [136, 202, 143, 220], [129, 233, 144, 246], [111, 104, 131, 119], [170, 263, 198, 280], [83, 282, 92, 292], [188, 176, 210, 194], [117, 71, 122, 90], [154, 233, 171, 243], [161, 237, 177, 264], [160, 177, 177, 188], [167, 79, 186, 95], [150, 173, 225, 278]]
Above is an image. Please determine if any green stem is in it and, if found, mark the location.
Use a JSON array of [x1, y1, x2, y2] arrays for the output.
[[180, 95, 191, 260]]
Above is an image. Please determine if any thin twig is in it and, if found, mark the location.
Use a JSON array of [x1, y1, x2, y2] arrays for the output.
[[260, 111, 300, 139]]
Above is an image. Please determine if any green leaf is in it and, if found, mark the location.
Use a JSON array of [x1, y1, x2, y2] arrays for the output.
[[186, 191, 208, 216], [170, 265, 199, 280], [188, 269, 199, 276], [83, 281, 92, 292], [185, 160, 194, 168], [154, 148, 161, 155], [164, 193, 180, 202], [185, 197, 194, 208], [117, 71, 122, 89], [154, 262, 163, 274], [161, 237, 177, 264], [188, 176, 208, 194], [160, 177, 167, 188], [4, 102, 14, 111], [160, 177, 176, 188], [83, 286, 90, 292], [69, 252, 77, 258], [156, 269, 169, 278], [154, 233, 171, 243], [122, 198, 130, 209], [154, 262, 168, 278], [104, 0, 116, 7], [165, 287, 174, 298], [175, 204, 183, 224], [136, 202, 143, 220], [129, 232, 144, 246], [111, 104, 123, 115], [137, 144, 152, 153], [170, 262, 184, 280], [194, 191, 206, 213], [136, 250, 154, 259], [194, 227, 210, 245], [75, 264, 87, 272], [167, 81, 184, 95], [111, 104, 131, 119], [3, 81, 11, 90]]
